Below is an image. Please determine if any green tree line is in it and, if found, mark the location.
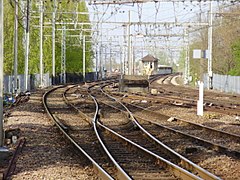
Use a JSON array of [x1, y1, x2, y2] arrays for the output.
[[3, 0, 93, 76], [178, 4, 240, 85]]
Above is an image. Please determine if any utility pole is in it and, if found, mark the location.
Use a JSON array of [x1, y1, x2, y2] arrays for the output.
[[61, 26, 66, 84], [120, 46, 123, 75], [184, 28, 190, 85], [0, 0, 4, 147], [24, 0, 30, 91], [52, 0, 56, 85], [83, 35, 86, 81], [131, 42, 134, 75], [99, 44, 102, 80], [104, 46, 107, 78], [127, 10, 131, 75], [208, 1, 213, 89], [39, 0, 43, 87], [95, 44, 98, 80], [14, 0, 18, 93], [124, 45, 127, 75], [109, 38, 112, 76]]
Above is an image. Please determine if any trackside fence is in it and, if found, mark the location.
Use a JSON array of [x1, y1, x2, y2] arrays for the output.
[[3, 73, 51, 94], [3, 72, 97, 94], [204, 73, 240, 94]]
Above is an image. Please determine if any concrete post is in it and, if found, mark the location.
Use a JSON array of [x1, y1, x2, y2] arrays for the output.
[[24, 0, 30, 91], [0, 0, 10, 158], [14, 0, 18, 93], [39, 0, 43, 87], [0, 0, 4, 147]]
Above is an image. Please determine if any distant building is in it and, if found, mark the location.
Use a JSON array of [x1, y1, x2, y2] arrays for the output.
[[141, 54, 158, 75], [157, 65, 173, 75]]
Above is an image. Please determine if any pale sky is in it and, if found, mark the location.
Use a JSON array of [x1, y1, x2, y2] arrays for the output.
[[86, 1, 238, 64]]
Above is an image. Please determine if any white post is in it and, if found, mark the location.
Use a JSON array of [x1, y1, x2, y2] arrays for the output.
[[132, 43, 134, 75], [24, 0, 30, 91], [208, 1, 213, 89], [120, 46, 123, 75], [109, 38, 112, 76], [39, 0, 43, 87], [83, 35, 86, 81], [14, 0, 18, 93], [0, 0, 4, 147], [127, 10, 131, 75], [184, 29, 189, 85], [197, 81, 204, 116], [52, 0, 56, 85], [99, 44, 102, 80], [61, 26, 66, 84], [104, 46, 107, 78], [95, 44, 98, 80]]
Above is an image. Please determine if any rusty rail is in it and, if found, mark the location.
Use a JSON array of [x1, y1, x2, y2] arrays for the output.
[[3, 138, 26, 180]]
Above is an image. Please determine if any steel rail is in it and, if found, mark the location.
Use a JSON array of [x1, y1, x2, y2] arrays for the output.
[[3, 138, 26, 180], [63, 83, 131, 179], [114, 84, 239, 117], [42, 85, 113, 180], [120, 101, 240, 140], [87, 84, 132, 180], [97, 122, 202, 180], [63, 85, 92, 125], [150, 75, 240, 113], [115, 96, 240, 157], [63, 82, 212, 179], [132, 120, 221, 180], [90, 85, 201, 179], [100, 85, 221, 180], [136, 115, 240, 158]]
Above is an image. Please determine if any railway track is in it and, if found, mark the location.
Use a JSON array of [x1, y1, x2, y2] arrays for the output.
[[44, 84, 184, 179], [102, 84, 240, 157], [87, 84, 220, 179], [149, 75, 240, 116], [41, 80, 240, 179], [42, 83, 221, 179], [43, 85, 114, 179], [69, 84, 201, 179]]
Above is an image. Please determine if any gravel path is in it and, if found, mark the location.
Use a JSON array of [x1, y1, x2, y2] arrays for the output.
[[3, 89, 96, 179]]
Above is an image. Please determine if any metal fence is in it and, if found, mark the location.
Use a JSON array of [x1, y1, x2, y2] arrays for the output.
[[204, 73, 240, 94], [3, 73, 51, 94], [3, 72, 97, 94]]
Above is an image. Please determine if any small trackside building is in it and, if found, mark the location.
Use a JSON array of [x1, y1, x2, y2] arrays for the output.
[[141, 54, 158, 76]]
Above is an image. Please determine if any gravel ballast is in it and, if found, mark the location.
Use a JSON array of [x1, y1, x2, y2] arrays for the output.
[[3, 90, 96, 179], [2, 87, 240, 179]]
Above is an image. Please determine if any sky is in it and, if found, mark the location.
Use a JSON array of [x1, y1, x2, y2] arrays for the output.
[[85, 1, 239, 65]]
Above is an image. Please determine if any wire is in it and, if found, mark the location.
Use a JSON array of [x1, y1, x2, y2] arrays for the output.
[[137, 2, 143, 22], [154, 1, 160, 23]]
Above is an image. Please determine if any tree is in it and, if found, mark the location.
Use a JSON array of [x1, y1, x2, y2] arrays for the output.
[[3, 0, 93, 76], [230, 39, 240, 76], [186, 4, 240, 80]]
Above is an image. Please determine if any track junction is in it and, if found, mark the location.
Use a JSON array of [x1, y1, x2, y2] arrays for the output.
[[15, 74, 237, 180]]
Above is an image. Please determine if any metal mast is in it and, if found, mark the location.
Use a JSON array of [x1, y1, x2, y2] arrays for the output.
[[14, 0, 19, 93], [95, 44, 98, 80], [39, 0, 43, 87], [208, 1, 213, 89], [109, 38, 112, 76], [0, 0, 4, 147], [83, 35, 86, 81], [52, 0, 56, 85], [99, 44, 102, 80], [61, 26, 66, 84], [24, 0, 30, 91], [127, 10, 131, 75], [184, 29, 190, 85], [120, 46, 123, 75]]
